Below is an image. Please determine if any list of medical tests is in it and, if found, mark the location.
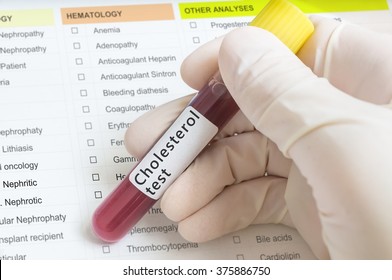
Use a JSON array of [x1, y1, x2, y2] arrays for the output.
[[0, 8, 82, 260], [7, 0, 389, 259]]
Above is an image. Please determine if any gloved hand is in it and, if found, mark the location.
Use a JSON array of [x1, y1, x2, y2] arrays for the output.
[[125, 16, 392, 259]]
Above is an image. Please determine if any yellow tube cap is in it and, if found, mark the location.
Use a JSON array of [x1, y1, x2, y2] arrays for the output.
[[250, 0, 314, 54]]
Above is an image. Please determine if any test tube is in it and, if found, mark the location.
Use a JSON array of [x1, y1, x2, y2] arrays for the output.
[[92, 0, 314, 242]]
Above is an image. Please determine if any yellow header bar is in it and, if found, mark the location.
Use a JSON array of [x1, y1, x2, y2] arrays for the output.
[[0, 9, 54, 28], [179, 0, 389, 19], [179, 1, 264, 19], [290, 0, 389, 13]]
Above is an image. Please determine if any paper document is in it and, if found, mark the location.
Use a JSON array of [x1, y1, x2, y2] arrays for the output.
[[1, 0, 391, 260]]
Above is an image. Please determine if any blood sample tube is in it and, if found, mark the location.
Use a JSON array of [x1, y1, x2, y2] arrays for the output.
[[92, 0, 314, 242]]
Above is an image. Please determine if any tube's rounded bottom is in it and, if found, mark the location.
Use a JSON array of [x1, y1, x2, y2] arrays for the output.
[[91, 177, 156, 242]]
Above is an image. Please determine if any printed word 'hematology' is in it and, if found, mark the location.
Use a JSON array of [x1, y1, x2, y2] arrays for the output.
[[65, 10, 122, 20]]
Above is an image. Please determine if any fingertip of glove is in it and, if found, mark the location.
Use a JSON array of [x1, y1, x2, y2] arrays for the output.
[[124, 120, 145, 158], [177, 221, 216, 243], [218, 26, 292, 83], [220, 26, 283, 59], [218, 26, 301, 107], [180, 36, 223, 90]]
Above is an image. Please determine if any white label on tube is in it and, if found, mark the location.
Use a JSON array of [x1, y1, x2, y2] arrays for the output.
[[129, 106, 218, 200]]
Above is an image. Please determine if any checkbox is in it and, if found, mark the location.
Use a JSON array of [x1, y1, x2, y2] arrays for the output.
[[92, 173, 100, 181], [82, 106, 90, 113], [236, 254, 245, 260], [73, 42, 81, 49], [80, 89, 88, 97], [192, 36, 200, 44], [71, 27, 79, 34], [75, 58, 83, 65], [87, 139, 95, 146], [189, 22, 197, 28], [233, 236, 241, 244], [94, 191, 102, 199], [78, 73, 85, 81], [102, 245, 110, 253], [84, 122, 92, 130], [89, 156, 97, 164]]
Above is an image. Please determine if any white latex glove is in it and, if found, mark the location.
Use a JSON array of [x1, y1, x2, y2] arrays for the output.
[[125, 16, 392, 259]]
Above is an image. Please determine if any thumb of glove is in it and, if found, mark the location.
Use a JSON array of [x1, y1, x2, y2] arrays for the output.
[[218, 26, 392, 259]]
